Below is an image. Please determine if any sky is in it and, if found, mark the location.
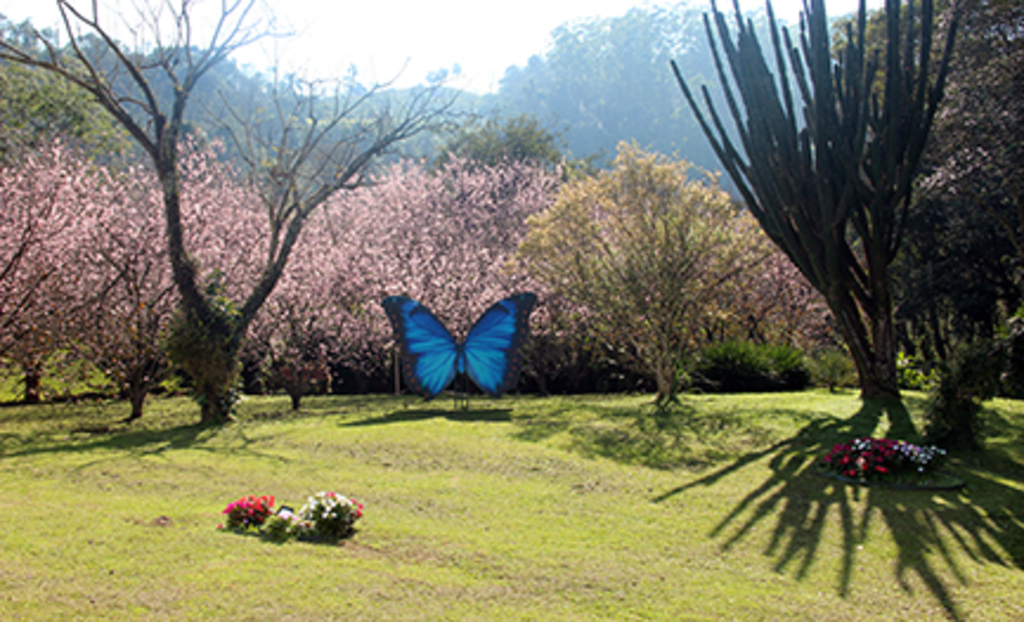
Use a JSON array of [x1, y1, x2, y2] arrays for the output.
[[1, 0, 882, 93]]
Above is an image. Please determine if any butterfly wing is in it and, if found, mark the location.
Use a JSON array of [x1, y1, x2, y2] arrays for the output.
[[463, 293, 537, 397], [381, 296, 459, 399]]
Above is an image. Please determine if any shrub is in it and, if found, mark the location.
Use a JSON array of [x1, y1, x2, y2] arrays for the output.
[[896, 351, 939, 391], [1000, 313, 1024, 398], [924, 340, 1005, 449], [221, 495, 275, 531], [807, 348, 857, 391], [165, 274, 242, 420], [260, 513, 297, 543], [691, 341, 809, 393], [762, 343, 812, 390], [296, 491, 364, 542]]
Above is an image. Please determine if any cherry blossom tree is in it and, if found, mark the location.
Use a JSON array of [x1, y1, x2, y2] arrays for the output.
[[0, 142, 106, 402], [79, 143, 264, 420], [245, 207, 349, 408], [318, 156, 559, 395], [0, 0, 451, 423], [713, 249, 832, 350], [517, 291, 606, 395]]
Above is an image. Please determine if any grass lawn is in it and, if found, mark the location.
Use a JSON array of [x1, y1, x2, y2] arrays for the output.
[[0, 389, 1021, 620]]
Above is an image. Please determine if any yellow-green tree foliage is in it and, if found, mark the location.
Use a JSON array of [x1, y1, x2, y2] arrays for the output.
[[518, 143, 768, 396]]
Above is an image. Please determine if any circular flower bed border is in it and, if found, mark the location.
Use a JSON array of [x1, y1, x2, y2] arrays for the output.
[[816, 469, 965, 491]]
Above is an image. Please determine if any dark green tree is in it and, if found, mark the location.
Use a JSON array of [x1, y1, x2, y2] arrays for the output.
[[894, 187, 1020, 361], [0, 18, 129, 159], [434, 113, 565, 169], [672, 0, 957, 399], [499, 5, 721, 172], [918, 0, 1022, 264]]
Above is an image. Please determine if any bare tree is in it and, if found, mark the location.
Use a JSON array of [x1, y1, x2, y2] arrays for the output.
[[0, 1, 453, 422]]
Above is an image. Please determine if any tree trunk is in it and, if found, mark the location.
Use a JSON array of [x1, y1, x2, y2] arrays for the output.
[[22, 362, 41, 404], [126, 386, 146, 423], [828, 288, 901, 401], [198, 386, 236, 424], [192, 335, 241, 426], [536, 372, 549, 397], [654, 359, 674, 399], [124, 370, 147, 423], [394, 349, 402, 396]]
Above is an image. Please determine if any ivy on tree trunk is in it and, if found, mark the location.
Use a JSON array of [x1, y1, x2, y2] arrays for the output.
[[1, 1, 450, 424]]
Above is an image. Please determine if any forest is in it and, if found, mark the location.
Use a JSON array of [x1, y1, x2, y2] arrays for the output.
[[0, 0, 1021, 440]]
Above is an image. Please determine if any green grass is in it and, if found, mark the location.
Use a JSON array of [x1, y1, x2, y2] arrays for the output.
[[0, 355, 114, 403], [1, 390, 1022, 620]]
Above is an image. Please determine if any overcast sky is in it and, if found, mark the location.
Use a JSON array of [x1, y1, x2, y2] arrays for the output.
[[1, 0, 881, 93]]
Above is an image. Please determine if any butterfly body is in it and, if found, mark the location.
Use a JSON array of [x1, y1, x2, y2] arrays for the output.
[[382, 294, 537, 399]]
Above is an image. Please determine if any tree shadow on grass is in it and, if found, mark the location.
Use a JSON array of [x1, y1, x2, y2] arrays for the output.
[[0, 419, 291, 466], [653, 399, 1024, 621], [341, 408, 512, 427], [510, 401, 640, 443], [511, 399, 807, 470]]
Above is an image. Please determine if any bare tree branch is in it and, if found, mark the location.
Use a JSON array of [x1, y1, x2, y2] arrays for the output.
[[1, 0, 455, 422]]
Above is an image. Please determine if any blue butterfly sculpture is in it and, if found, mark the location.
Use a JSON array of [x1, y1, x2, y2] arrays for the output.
[[381, 293, 537, 399]]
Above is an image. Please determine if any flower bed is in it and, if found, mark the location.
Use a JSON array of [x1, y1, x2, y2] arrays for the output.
[[819, 437, 963, 490], [222, 495, 275, 531], [219, 491, 363, 543]]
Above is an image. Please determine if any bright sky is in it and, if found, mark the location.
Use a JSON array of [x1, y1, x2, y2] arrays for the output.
[[1, 0, 881, 93]]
